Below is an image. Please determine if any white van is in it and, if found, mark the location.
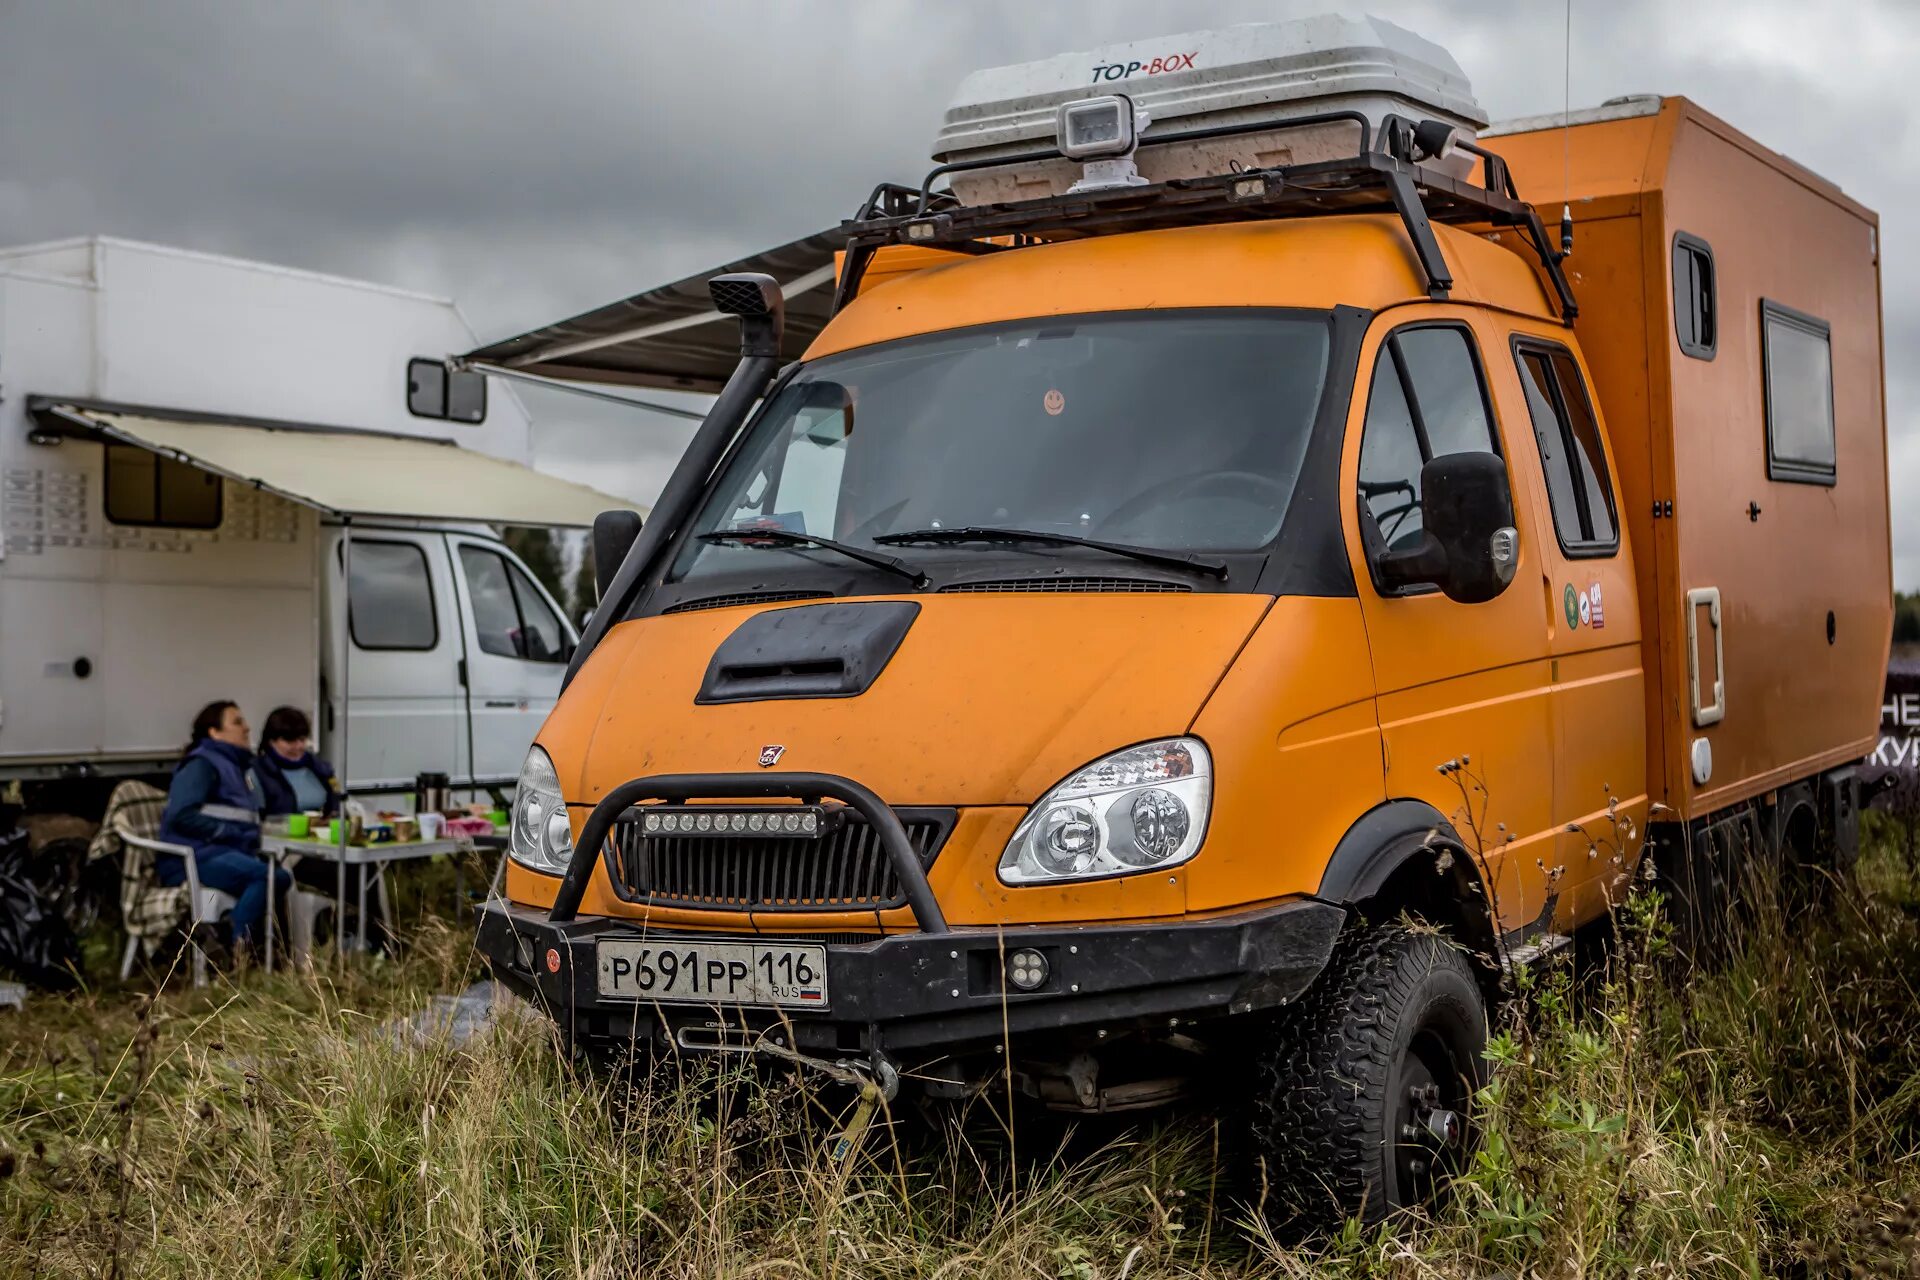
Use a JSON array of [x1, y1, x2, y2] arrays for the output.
[[0, 236, 640, 812]]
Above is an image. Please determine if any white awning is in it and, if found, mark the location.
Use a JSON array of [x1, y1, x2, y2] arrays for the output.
[[43, 405, 642, 527]]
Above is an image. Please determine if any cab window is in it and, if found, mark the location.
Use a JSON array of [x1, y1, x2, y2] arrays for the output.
[[460, 546, 567, 663], [1514, 341, 1619, 554], [1356, 324, 1499, 555]]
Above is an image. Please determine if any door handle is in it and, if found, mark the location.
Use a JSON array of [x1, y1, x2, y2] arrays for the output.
[[1686, 586, 1724, 726], [483, 699, 518, 709]]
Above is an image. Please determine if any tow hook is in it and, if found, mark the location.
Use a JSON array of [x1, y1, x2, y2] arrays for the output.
[[753, 1040, 900, 1166]]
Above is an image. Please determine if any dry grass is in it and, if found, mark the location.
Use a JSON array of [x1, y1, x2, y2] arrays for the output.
[[6, 827, 1920, 1277]]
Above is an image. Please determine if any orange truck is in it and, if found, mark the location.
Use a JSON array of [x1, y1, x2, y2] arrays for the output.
[[461, 19, 1889, 1227]]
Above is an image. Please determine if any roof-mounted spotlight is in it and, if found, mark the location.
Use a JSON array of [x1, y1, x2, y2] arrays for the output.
[[1411, 119, 1460, 164], [708, 272, 785, 359], [1058, 94, 1151, 193]]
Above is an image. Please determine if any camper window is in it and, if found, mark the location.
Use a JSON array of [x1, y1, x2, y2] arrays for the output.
[[1514, 341, 1619, 556], [103, 445, 222, 530], [459, 546, 567, 663], [1761, 301, 1836, 484], [407, 357, 488, 425], [1356, 323, 1500, 571], [347, 539, 439, 651], [1673, 233, 1717, 360]]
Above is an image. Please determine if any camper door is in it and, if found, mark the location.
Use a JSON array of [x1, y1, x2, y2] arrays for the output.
[[332, 531, 467, 786]]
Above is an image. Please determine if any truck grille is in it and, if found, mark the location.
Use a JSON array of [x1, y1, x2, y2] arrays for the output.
[[603, 808, 953, 911]]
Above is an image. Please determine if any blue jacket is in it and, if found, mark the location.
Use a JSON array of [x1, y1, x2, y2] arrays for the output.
[[254, 746, 341, 817], [161, 739, 262, 857]]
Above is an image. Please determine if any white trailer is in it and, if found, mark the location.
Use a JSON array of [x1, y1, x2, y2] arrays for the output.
[[0, 236, 640, 810]]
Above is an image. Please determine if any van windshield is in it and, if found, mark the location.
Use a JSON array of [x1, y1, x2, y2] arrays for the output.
[[670, 310, 1331, 584]]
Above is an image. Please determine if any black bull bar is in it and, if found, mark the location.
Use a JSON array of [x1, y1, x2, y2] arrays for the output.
[[549, 771, 949, 932]]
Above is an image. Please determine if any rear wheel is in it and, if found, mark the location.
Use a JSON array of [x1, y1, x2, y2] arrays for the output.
[[1247, 923, 1486, 1232]]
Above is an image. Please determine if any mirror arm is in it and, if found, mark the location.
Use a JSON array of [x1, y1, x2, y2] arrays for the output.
[[1374, 533, 1449, 592]]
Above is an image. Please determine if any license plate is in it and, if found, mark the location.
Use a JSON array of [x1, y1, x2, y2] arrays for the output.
[[596, 937, 829, 1009]]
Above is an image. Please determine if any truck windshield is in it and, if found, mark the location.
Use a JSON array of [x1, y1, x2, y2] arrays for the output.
[[670, 310, 1331, 584]]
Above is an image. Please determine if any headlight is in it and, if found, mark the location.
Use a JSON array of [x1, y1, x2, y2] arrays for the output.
[[999, 738, 1211, 885], [509, 744, 574, 875]]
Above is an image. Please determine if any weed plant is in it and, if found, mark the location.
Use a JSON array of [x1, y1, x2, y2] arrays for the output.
[[5, 825, 1920, 1276]]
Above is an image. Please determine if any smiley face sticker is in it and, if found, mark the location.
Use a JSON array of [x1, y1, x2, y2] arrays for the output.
[[1043, 388, 1065, 416]]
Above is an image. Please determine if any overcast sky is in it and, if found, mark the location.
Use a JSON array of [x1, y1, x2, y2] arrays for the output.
[[3, 0, 1917, 585]]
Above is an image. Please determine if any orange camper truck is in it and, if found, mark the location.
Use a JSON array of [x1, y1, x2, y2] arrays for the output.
[[462, 17, 1889, 1229]]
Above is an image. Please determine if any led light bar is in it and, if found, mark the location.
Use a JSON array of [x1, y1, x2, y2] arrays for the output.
[[638, 805, 826, 839]]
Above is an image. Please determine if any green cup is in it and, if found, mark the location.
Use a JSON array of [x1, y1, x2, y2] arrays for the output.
[[489, 808, 509, 827], [286, 813, 311, 838], [328, 818, 345, 843]]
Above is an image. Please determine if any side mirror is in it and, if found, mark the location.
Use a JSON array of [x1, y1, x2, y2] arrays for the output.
[[1375, 452, 1519, 604], [591, 509, 644, 602]]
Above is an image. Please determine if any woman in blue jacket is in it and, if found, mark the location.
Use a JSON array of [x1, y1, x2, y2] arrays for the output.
[[254, 706, 341, 818], [159, 700, 290, 956]]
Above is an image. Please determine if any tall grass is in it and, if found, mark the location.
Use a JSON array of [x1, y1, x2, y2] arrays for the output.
[[6, 827, 1920, 1277]]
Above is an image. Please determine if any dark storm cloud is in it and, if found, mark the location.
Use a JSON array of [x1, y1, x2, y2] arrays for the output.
[[3, 0, 1915, 578]]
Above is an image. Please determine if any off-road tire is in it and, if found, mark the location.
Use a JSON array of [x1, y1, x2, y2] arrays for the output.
[[1247, 923, 1486, 1233]]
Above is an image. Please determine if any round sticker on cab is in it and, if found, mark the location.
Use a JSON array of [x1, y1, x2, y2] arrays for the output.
[[1563, 583, 1580, 629]]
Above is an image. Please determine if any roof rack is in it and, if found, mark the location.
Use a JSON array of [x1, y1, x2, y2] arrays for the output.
[[833, 111, 1577, 324]]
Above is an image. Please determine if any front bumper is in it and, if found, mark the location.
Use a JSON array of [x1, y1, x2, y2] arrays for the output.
[[477, 894, 1346, 1057]]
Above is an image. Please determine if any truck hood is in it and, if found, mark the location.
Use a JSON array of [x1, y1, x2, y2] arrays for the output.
[[559, 593, 1272, 808]]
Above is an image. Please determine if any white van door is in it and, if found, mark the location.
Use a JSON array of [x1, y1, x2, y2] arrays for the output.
[[330, 531, 467, 788], [447, 536, 574, 782]]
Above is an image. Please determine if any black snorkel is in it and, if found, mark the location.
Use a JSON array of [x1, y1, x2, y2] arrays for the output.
[[563, 272, 786, 689]]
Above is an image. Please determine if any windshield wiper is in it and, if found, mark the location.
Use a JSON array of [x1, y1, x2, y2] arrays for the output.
[[872, 526, 1229, 579], [696, 527, 930, 588]]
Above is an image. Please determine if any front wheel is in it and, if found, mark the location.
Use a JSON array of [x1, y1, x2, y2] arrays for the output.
[[1247, 923, 1487, 1232]]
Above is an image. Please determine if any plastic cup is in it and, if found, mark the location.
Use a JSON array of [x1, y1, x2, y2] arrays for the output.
[[286, 813, 310, 838], [489, 808, 509, 828], [328, 818, 344, 844]]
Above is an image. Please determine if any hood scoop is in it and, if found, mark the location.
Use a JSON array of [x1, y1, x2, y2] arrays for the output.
[[696, 600, 921, 705]]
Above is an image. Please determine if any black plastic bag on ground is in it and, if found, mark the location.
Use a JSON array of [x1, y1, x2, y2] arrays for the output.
[[0, 829, 81, 989]]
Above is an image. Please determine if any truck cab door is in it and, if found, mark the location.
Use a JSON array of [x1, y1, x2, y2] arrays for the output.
[[448, 536, 575, 784], [1505, 333, 1646, 919], [1344, 312, 1561, 940], [330, 531, 467, 789]]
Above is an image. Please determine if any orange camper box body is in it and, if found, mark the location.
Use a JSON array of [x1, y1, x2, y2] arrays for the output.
[[1486, 96, 1891, 824]]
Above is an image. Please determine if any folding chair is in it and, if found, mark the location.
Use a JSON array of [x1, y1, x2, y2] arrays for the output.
[[118, 833, 236, 988]]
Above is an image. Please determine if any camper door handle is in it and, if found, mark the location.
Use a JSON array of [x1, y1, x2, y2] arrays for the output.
[[1686, 586, 1725, 726]]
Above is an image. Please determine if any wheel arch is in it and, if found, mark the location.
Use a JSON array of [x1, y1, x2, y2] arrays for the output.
[[1314, 798, 1501, 970]]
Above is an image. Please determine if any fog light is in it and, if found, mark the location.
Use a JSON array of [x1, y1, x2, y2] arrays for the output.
[[1006, 948, 1049, 992]]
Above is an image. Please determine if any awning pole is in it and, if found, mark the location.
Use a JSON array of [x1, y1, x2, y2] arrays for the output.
[[455, 360, 710, 421], [336, 518, 352, 966]]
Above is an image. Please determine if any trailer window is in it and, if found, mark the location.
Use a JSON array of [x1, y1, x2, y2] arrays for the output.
[[1761, 301, 1835, 484], [460, 546, 567, 663], [103, 445, 222, 529], [1673, 232, 1716, 360], [347, 540, 439, 651], [1356, 324, 1499, 556], [1515, 343, 1619, 555]]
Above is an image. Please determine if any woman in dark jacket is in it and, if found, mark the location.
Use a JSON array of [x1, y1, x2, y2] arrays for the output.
[[159, 700, 290, 954], [254, 706, 341, 818]]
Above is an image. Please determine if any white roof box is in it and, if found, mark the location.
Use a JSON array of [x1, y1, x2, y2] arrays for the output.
[[934, 14, 1487, 206]]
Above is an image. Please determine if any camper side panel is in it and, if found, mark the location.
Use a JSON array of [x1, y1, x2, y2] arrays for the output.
[[1659, 109, 1890, 813], [0, 269, 321, 774]]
